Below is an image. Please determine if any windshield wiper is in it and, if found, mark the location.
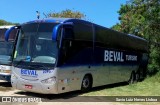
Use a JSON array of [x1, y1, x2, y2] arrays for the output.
[[28, 64, 53, 70], [14, 57, 31, 67]]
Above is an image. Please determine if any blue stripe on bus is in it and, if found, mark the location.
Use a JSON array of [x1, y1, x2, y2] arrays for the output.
[[59, 63, 139, 68]]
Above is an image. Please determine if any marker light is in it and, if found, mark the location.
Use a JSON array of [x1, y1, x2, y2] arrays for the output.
[[11, 74, 18, 79], [41, 76, 56, 84]]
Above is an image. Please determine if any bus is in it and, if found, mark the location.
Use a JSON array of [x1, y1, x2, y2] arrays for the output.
[[0, 25, 17, 81], [5, 18, 148, 94]]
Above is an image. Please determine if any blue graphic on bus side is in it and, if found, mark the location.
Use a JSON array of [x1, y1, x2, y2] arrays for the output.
[[21, 69, 38, 77], [43, 70, 53, 74]]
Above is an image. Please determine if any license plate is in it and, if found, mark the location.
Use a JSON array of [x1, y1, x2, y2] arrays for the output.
[[25, 85, 32, 89]]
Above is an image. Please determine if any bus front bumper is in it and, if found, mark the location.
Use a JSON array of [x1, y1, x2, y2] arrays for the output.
[[0, 74, 11, 82], [11, 77, 58, 94]]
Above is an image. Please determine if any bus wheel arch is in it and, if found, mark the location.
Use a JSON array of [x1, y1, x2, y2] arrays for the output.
[[128, 71, 136, 84], [137, 64, 147, 81], [81, 74, 93, 92], [135, 69, 141, 82]]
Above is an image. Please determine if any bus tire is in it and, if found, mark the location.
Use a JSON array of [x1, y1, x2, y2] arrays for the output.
[[81, 75, 92, 92], [128, 72, 135, 84], [135, 71, 140, 82]]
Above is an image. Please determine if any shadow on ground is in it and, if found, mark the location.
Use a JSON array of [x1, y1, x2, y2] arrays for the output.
[[0, 81, 11, 87], [0, 81, 12, 91], [14, 82, 129, 102]]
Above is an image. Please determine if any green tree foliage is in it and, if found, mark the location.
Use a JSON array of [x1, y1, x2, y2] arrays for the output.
[[0, 19, 13, 26], [0, 19, 19, 26], [47, 9, 85, 19], [112, 0, 160, 74]]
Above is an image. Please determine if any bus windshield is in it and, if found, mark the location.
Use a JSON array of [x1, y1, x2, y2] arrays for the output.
[[13, 23, 58, 67], [0, 29, 16, 62], [0, 42, 14, 56]]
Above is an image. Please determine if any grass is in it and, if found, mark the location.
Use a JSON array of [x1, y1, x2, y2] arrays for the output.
[[82, 72, 160, 96], [81, 72, 160, 105]]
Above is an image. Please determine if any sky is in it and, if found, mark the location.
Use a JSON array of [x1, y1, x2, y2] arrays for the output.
[[0, 0, 127, 28]]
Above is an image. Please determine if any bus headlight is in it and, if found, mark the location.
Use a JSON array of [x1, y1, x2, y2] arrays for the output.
[[0, 66, 11, 73], [0, 69, 11, 73], [3, 70, 11, 73], [41, 76, 56, 84]]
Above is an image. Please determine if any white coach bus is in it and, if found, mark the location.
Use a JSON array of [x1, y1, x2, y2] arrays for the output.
[[0, 25, 17, 81], [5, 18, 148, 94]]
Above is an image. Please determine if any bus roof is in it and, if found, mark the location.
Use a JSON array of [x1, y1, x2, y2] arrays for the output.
[[22, 18, 148, 52], [22, 18, 92, 25], [128, 34, 147, 41], [23, 18, 72, 24]]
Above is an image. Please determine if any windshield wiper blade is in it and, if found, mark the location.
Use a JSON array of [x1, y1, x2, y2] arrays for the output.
[[29, 64, 52, 70], [14, 57, 31, 67]]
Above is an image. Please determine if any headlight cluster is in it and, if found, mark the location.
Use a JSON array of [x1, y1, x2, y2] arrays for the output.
[[0, 70, 11, 73], [41, 76, 56, 84], [0, 66, 11, 74]]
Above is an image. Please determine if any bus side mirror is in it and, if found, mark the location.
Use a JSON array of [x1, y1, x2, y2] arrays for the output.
[[52, 22, 73, 41], [52, 24, 63, 41], [52, 23, 73, 48], [5, 26, 18, 42]]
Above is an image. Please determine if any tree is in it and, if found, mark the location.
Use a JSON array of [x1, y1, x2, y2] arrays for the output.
[[112, 0, 160, 74], [0, 19, 13, 26], [46, 9, 85, 19], [0, 19, 19, 26]]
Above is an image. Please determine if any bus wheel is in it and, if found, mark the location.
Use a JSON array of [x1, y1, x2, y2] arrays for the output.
[[128, 72, 135, 84], [81, 75, 92, 92], [135, 72, 140, 82]]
